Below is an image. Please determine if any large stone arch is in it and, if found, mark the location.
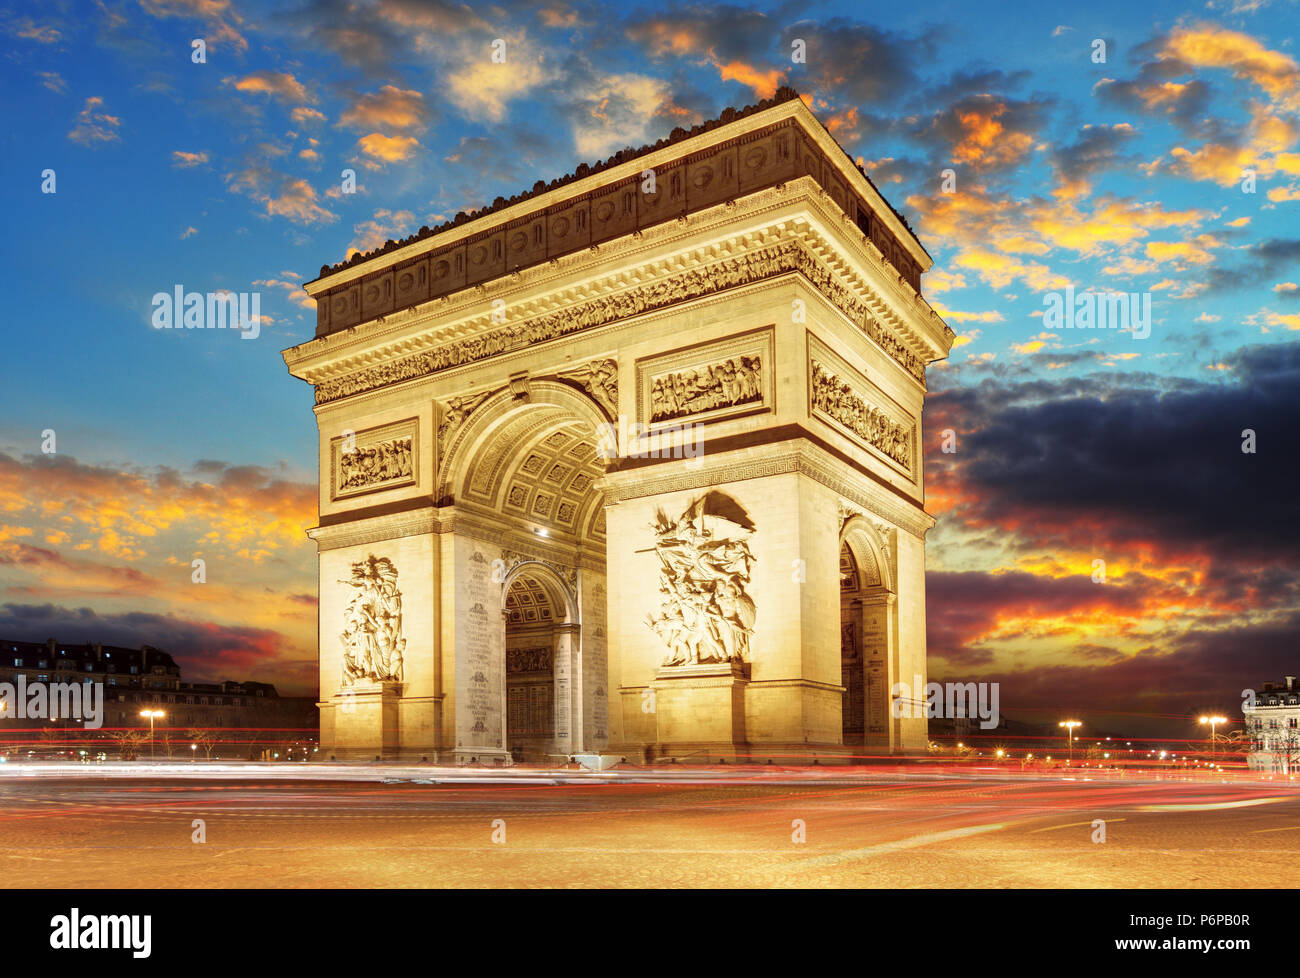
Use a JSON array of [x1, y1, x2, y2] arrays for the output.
[[288, 95, 952, 763], [839, 513, 894, 595]]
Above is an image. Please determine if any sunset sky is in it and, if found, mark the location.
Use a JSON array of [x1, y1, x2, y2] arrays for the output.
[[0, 0, 1296, 736]]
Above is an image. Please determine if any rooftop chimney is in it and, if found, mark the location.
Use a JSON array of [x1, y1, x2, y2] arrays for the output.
[[1288, 676, 1296, 691]]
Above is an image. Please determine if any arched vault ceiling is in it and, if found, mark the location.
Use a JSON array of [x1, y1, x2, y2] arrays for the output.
[[463, 416, 605, 539], [505, 574, 556, 626]]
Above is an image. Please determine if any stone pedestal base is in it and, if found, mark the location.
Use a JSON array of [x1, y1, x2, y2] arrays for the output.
[[649, 661, 749, 760], [331, 681, 402, 759], [450, 747, 513, 766]]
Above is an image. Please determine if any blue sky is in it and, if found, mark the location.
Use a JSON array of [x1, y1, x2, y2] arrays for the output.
[[0, 0, 1297, 727]]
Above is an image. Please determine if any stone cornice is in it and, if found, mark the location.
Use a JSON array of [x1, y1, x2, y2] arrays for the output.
[[599, 438, 936, 539], [306, 507, 442, 552], [284, 179, 949, 386], [286, 191, 949, 411]]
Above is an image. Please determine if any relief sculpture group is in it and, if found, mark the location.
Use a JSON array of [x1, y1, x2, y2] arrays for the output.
[[340, 555, 406, 685], [644, 494, 757, 666], [811, 361, 912, 469], [649, 355, 762, 423], [338, 436, 413, 490]]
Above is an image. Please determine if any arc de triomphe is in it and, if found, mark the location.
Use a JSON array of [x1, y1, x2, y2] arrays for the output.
[[283, 88, 953, 763]]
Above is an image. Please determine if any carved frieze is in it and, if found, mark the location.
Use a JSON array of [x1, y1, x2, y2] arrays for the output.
[[506, 647, 552, 674], [644, 491, 757, 666], [331, 419, 417, 500], [637, 327, 774, 429], [808, 338, 914, 476], [313, 240, 926, 406], [339, 554, 405, 686]]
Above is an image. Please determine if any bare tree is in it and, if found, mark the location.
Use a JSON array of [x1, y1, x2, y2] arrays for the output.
[[107, 730, 147, 761], [187, 729, 216, 761]]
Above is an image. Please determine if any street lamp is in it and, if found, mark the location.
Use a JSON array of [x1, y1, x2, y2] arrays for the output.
[[1059, 720, 1082, 765], [1199, 715, 1227, 754], [139, 709, 164, 759]]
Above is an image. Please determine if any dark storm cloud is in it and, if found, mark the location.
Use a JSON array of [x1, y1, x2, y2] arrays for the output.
[[1095, 66, 1212, 132], [926, 569, 1183, 668], [905, 92, 1053, 176], [781, 18, 941, 105], [0, 602, 308, 687], [918, 67, 1032, 106], [934, 609, 1300, 726], [1204, 237, 1300, 294], [1051, 122, 1142, 185], [928, 340, 1300, 566]]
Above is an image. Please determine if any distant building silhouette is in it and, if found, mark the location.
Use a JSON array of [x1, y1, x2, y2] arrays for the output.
[[0, 638, 316, 755]]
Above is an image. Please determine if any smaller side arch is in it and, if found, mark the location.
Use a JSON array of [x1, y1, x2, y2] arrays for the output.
[[839, 514, 894, 594], [500, 560, 578, 626]]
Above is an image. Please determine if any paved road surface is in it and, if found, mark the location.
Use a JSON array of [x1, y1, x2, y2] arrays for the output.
[[1, 766, 1296, 887]]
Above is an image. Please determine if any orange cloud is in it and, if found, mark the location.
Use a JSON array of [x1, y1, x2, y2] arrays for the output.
[[356, 133, 420, 162], [67, 96, 121, 146], [339, 86, 428, 131], [227, 70, 312, 104], [716, 61, 784, 100]]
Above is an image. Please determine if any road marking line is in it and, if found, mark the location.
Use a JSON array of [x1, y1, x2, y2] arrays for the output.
[[1249, 824, 1300, 834], [792, 822, 1009, 868], [1137, 797, 1290, 812]]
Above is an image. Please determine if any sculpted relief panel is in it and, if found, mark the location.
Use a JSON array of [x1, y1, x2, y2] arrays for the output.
[[808, 339, 915, 475], [644, 492, 757, 666], [339, 555, 406, 686], [637, 327, 774, 428], [331, 419, 417, 499]]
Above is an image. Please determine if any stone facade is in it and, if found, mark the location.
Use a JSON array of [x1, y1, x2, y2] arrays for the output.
[[1244, 677, 1300, 773], [283, 92, 953, 762]]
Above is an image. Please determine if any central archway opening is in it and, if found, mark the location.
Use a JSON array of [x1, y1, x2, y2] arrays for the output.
[[441, 382, 611, 762]]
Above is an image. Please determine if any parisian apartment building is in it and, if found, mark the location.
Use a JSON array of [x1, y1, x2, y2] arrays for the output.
[[0, 638, 316, 746], [1243, 676, 1300, 774]]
